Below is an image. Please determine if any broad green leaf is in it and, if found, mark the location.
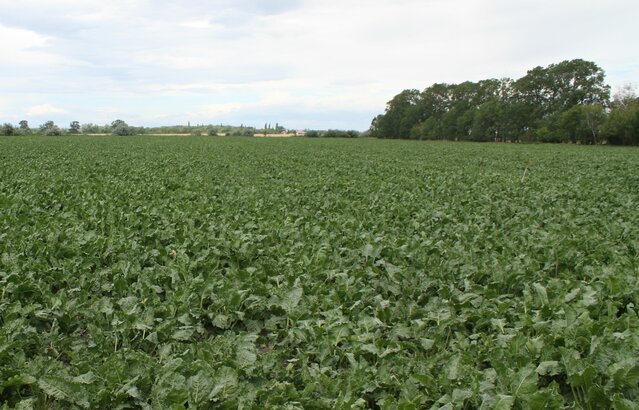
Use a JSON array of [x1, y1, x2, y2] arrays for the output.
[[3, 374, 36, 388], [447, 355, 461, 380], [212, 314, 230, 329], [281, 282, 303, 314], [533, 283, 548, 306], [118, 296, 139, 312], [612, 394, 639, 410], [72, 372, 96, 385], [236, 348, 257, 368], [13, 398, 37, 410], [38, 377, 68, 400], [420, 338, 435, 351], [188, 371, 213, 405], [536, 361, 562, 376], [512, 365, 537, 397], [451, 388, 472, 403], [172, 328, 194, 341], [492, 394, 515, 410], [210, 367, 238, 399], [564, 288, 580, 303]]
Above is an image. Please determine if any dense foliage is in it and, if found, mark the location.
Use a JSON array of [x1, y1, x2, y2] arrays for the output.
[[371, 59, 639, 145], [1, 121, 357, 139], [38, 121, 63, 137], [306, 130, 360, 138], [146, 124, 258, 137], [1, 136, 638, 408], [1, 122, 260, 137]]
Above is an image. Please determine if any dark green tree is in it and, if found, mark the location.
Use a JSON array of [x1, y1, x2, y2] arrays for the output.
[[371, 59, 615, 143], [471, 99, 507, 141], [555, 104, 606, 144], [1, 123, 15, 136], [81, 123, 105, 134], [512, 59, 610, 138], [69, 121, 81, 134], [408, 84, 451, 140], [111, 119, 136, 136], [19, 120, 29, 133], [372, 89, 421, 138], [40, 121, 62, 136], [601, 101, 639, 145]]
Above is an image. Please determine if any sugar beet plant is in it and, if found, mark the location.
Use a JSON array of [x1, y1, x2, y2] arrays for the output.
[[0, 136, 638, 409]]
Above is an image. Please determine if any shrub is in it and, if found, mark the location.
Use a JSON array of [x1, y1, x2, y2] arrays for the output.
[[39, 121, 63, 136], [1, 123, 15, 136]]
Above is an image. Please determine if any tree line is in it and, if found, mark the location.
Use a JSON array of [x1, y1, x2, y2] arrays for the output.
[[0, 120, 365, 139], [0, 120, 144, 136], [0, 120, 265, 137], [306, 129, 360, 138], [370, 59, 639, 145], [0, 119, 344, 138]]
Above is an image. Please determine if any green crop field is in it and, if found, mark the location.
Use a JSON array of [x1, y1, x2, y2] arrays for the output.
[[1, 136, 638, 409]]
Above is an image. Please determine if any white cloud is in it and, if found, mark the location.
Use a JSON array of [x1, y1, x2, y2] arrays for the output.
[[0, 24, 47, 50], [26, 104, 66, 116], [96, 107, 121, 114], [188, 102, 245, 117], [0, 22, 89, 69], [0, 24, 52, 65], [179, 19, 224, 30]]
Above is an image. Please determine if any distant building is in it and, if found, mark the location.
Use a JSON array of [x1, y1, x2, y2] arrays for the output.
[[295, 130, 306, 136]]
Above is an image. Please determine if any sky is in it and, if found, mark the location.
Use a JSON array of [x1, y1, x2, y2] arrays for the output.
[[1, 0, 638, 131]]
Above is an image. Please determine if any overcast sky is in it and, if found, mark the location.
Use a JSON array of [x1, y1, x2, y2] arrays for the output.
[[1, 0, 637, 130]]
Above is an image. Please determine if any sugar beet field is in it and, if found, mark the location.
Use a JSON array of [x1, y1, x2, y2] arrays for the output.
[[1, 136, 638, 409]]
